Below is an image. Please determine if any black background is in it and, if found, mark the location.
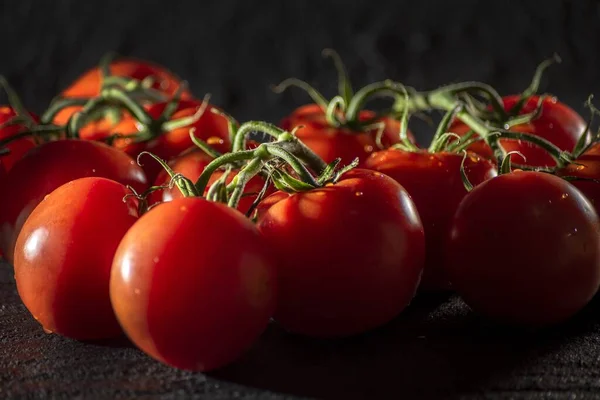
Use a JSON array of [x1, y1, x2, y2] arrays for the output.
[[3, 1, 600, 399]]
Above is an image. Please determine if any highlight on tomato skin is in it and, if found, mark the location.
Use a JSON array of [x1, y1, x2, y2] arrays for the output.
[[281, 104, 414, 168], [13, 177, 138, 340], [256, 168, 425, 338], [449, 95, 587, 167], [0, 106, 38, 171], [364, 149, 497, 291], [443, 171, 600, 327], [0, 139, 147, 264], [556, 148, 600, 215], [110, 197, 277, 372]]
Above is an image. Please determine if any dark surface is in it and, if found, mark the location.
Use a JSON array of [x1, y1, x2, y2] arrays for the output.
[[3, 1, 600, 399], [4, 259, 600, 400]]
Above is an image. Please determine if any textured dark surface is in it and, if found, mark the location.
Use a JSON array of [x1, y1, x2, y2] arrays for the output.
[[3, 1, 600, 399]]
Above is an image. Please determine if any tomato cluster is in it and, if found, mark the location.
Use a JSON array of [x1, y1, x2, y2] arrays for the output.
[[2, 52, 600, 373]]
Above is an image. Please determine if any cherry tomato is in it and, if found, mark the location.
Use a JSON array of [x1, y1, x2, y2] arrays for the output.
[[444, 171, 600, 326], [281, 104, 414, 167], [150, 149, 270, 215], [364, 150, 497, 291], [110, 197, 277, 371], [556, 149, 600, 214], [450, 96, 586, 167], [0, 140, 147, 263], [115, 99, 231, 181], [256, 168, 425, 337], [53, 58, 191, 131], [0, 106, 38, 171], [14, 177, 138, 340]]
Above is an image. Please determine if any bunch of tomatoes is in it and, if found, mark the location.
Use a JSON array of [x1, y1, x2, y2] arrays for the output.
[[2, 51, 600, 372]]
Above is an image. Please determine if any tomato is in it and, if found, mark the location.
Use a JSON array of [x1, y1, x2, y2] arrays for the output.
[[115, 99, 231, 181], [449, 95, 586, 167], [444, 171, 600, 326], [150, 149, 270, 214], [364, 150, 497, 291], [0, 140, 147, 263], [556, 149, 600, 214], [256, 168, 425, 337], [281, 104, 414, 167], [53, 58, 191, 131], [110, 197, 277, 371], [14, 177, 138, 340], [0, 106, 38, 171]]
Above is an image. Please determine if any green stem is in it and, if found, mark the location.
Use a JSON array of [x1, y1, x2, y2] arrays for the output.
[[227, 158, 264, 209], [428, 103, 463, 152], [232, 121, 281, 153], [194, 149, 257, 195], [41, 97, 90, 124], [271, 78, 329, 110], [262, 144, 319, 187], [0, 76, 35, 127], [322, 48, 354, 105]]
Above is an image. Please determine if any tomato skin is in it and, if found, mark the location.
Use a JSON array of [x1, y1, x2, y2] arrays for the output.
[[149, 149, 270, 214], [281, 104, 414, 167], [110, 197, 277, 371], [0, 140, 147, 263], [14, 177, 138, 339], [256, 168, 425, 337], [450, 96, 586, 167], [0, 106, 38, 171], [556, 149, 600, 214], [364, 150, 497, 291], [54, 58, 191, 131], [444, 171, 600, 326]]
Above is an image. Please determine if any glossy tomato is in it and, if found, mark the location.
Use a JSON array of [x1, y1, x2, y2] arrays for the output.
[[450, 95, 586, 167], [364, 150, 497, 291], [281, 104, 414, 167], [445, 171, 600, 326], [256, 168, 425, 337], [111, 197, 277, 371], [53, 58, 191, 131], [0, 106, 38, 171], [0, 140, 147, 263], [556, 149, 600, 214], [150, 149, 270, 214], [14, 177, 138, 339]]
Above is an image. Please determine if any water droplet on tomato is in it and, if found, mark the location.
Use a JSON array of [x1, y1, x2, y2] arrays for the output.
[[437, 162, 443, 167], [207, 136, 223, 145], [550, 97, 558, 104], [548, 123, 554, 129], [364, 145, 374, 153], [577, 165, 586, 171], [92, 169, 96, 173], [561, 193, 569, 199], [355, 191, 364, 196], [503, 124, 510, 130], [153, 256, 160, 263], [134, 288, 141, 295], [43, 327, 53, 334], [180, 205, 188, 212]]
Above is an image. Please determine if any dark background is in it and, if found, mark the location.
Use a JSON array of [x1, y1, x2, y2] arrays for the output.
[[3, 1, 600, 399]]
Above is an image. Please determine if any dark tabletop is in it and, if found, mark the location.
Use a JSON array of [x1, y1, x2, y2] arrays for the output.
[[3, 259, 600, 400]]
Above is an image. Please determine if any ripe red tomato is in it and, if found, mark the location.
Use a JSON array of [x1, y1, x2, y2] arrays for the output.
[[0, 106, 38, 171], [256, 168, 425, 337], [110, 197, 277, 371], [281, 104, 414, 167], [150, 149, 270, 214], [364, 150, 497, 291], [14, 177, 138, 340], [0, 140, 147, 263], [445, 171, 600, 326], [53, 58, 191, 132], [556, 149, 600, 214], [450, 96, 586, 167], [115, 99, 231, 181]]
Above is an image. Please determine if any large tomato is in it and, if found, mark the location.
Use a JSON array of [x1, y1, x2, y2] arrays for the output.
[[281, 104, 414, 167], [449, 95, 586, 167], [364, 150, 497, 291], [444, 171, 600, 326], [149, 149, 270, 215], [14, 177, 137, 340], [0, 140, 147, 263], [256, 168, 425, 337], [110, 197, 277, 371], [0, 106, 38, 171]]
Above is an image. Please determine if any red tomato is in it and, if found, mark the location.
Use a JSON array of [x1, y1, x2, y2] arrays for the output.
[[0, 106, 38, 171], [0, 140, 147, 263], [445, 171, 600, 326], [110, 197, 277, 371], [53, 58, 191, 132], [256, 168, 425, 337], [14, 177, 138, 339], [116, 99, 231, 181], [556, 149, 600, 214], [150, 149, 270, 215], [449, 95, 586, 167], [281, 104, 414, 167], [364, 150, 497, 291]]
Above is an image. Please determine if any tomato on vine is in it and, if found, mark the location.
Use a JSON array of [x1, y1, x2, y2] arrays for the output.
[[14, 177, 138, 340]]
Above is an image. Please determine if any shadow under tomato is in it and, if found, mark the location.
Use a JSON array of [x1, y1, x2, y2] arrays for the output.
[[212, 293, 600, 400]]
